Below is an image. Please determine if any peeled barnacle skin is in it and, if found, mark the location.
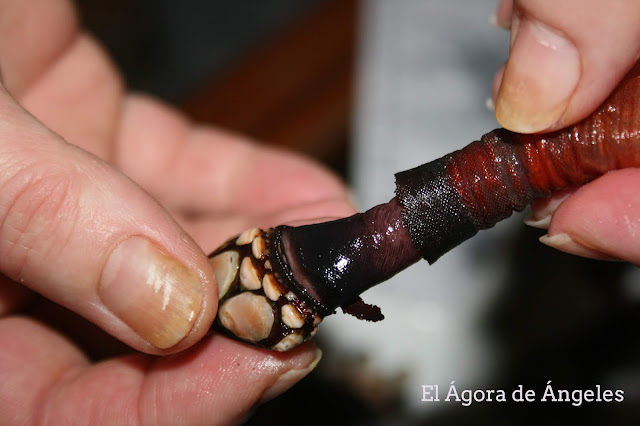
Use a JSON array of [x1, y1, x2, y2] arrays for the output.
[[210, 64, 640, 351]]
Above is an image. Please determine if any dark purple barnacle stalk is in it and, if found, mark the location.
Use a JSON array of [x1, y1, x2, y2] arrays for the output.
[[208, 200, 421, 351], [209, 64, 640, 351]]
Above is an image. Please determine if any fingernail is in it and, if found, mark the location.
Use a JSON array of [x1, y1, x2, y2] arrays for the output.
[[525, 191, 573, 229], [495, 16, 580, 133], [490, 12, 510, 30], [539, 233, 572, 247], [260, 348, 322, 403], [539, 233, 620, 261], [524, 213, 551, 229], [100, 236, 203, 349], [494, 0, 513, 29], [485, 97, 496, 112], [489, 13, 500, 27]]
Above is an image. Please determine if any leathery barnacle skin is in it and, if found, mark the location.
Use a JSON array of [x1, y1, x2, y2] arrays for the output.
[[208, 64, 640, 352], [209, 228, 321, 351]]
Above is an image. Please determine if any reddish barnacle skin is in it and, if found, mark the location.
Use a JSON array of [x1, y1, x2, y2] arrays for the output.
[[395, 63, 640, 263], [209, 63, 640, 351]]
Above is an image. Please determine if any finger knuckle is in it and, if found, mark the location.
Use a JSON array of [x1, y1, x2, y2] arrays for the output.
[[0, 162, 81, 280]]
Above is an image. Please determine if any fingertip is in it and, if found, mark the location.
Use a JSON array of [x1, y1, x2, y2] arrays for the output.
[[98, 236, 207, 350], [492, 0, 513, 29], [525, 189, 575, 230], [259, 346, 322, 403], [496, 15, 580, 133], [542, 170, 640, 264], [524, 214, 551, 230], [497, 1, 640, 133], [490, 64, 505, 107], [0, 107, 217, 355]]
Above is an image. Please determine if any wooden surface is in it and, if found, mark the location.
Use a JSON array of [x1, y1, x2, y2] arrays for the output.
[[75, 0, 357, 173], [181, 0, 358, 173]]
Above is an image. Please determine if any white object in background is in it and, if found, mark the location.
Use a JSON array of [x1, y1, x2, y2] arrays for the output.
[[322, 0, 516, 411]]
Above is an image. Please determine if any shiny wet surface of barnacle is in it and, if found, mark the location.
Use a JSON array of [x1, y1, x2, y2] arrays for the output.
[[209, 228, 321, 351]]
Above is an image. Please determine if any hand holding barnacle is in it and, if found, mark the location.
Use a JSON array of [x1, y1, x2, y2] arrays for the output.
[[4, 0, 640, 424], [0, 0, 356, 423], [212, 0, 640, 352], [211, 62, 640, 352]]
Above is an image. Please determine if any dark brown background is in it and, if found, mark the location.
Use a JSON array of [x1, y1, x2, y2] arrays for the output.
[[71, 2, 640, 425]]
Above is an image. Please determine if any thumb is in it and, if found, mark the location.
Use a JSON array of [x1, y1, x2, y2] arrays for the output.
[[0, 87, 215, 354], [495, 0, 640, 133], [538, 169, 640, 263]]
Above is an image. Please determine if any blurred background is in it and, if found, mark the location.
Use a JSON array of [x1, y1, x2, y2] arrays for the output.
[[75, 0, 640, 424]]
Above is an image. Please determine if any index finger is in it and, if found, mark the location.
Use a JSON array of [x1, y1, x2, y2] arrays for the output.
[[116, 95, 351, 218]]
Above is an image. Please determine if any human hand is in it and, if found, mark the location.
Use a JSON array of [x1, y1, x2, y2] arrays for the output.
[[493, 1, 640, 263], [492, 0, 640, 134], [0, 0, 355, 423]]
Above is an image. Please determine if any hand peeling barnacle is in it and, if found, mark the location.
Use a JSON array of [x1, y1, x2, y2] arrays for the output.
[[208, 68, 640, 352]]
